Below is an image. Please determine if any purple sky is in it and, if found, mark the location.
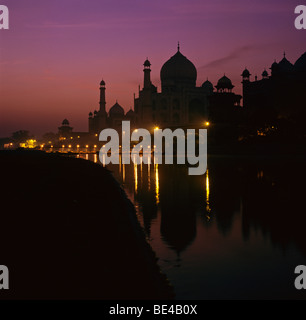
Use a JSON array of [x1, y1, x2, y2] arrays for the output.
[[0, 0, 304, 137]]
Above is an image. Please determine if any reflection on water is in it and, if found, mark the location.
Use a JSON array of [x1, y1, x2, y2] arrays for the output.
[[205, 169, 211, 219], [155, 164, 159, 205], [80, 153, 306, 299]]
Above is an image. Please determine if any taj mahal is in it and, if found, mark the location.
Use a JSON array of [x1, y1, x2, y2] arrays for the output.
[[56, 45, 306, 147], [87, 44, 242, 134]]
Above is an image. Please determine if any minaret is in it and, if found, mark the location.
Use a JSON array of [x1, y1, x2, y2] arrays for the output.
[[99, 79, 106, 113], [241, 67, 251, 82], [241, 68, 251, 109], [143, 58, 151, 89]]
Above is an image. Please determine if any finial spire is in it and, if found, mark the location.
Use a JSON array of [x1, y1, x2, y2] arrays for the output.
[[283, 51, 286, 58], [177, 41, 180, 52]]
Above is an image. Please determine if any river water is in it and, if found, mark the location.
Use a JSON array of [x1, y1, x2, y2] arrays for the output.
[[79, 153, 306, 299]]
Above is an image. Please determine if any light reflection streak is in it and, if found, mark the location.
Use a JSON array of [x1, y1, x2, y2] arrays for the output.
[[148, 155, 151, 191], [122, 163, 125, 183], [134, 155, 138, 193], [205, 169, 211, 219], [155, 163, 160, 205]]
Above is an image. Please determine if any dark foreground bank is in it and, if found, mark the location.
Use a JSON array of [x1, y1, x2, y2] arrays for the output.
[[0, 150, 173, 299]]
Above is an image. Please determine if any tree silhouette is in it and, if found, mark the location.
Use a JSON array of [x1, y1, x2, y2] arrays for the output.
[[11, 130, 33, 143]]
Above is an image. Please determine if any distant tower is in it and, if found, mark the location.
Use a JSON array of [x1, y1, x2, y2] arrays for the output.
[[241, 68, 251, 109], [143, 58, 152, 89], [262, 69, 269, 79], [88, 79, 107, 133], [58, 119, 73, 137], [241, 68, 251, 82], [99, 79, 106, 113]]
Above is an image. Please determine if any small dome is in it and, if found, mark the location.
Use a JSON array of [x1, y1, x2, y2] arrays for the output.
[[100, 79, 105, 86], [278, 55, 294, 72], [62, 119, 69, 126], [241, 68, 251, 77], [144, 59, 151, 67], [201, 79, 213, 91], [294, 52, 306, 71], [262, 69, 268, 77], [89, 112, 93, 117], [216, 75, 234, 90], [270, 61, 278, 69], [94, 110, 98, 114], [160, 48, 197, 88], [109, 102, 124, 116]]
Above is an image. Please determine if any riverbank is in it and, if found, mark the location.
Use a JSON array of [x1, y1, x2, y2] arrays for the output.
[[0, 150, 174, 299]]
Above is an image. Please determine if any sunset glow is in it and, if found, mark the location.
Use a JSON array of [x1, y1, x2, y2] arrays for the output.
[[0, 0, 304, 137]]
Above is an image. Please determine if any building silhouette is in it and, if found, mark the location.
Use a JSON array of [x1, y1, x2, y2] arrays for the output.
[[53, 48, 306, 149], [88, 44, 242, 133], [88, 80, 136, 134], [242, 52, 306, 125]]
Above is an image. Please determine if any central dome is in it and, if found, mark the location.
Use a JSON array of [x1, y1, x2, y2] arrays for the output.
[[160, 48, 197, 90], [109, 102, 124, 116]]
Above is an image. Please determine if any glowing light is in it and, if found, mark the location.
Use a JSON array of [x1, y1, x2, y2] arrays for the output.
[[68, 145, 72, 148], [134, 156, 138, 193], [20, 139, 37, 149], [154, 126, 159, 131], [122, 163, 125, 183], [86, 145, 89, 148], [62, 145, 65, 148], [95, 133, 98, 137], [94, 145, 97, 148], [155, 164, 160, 205], [148, 156, 151, 190], [70, 137, 73, 139], [77, 145, 80, 148], [205, 121, 210, 126], [94, 154, 97, 163], [205, 169, 211, 217]]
